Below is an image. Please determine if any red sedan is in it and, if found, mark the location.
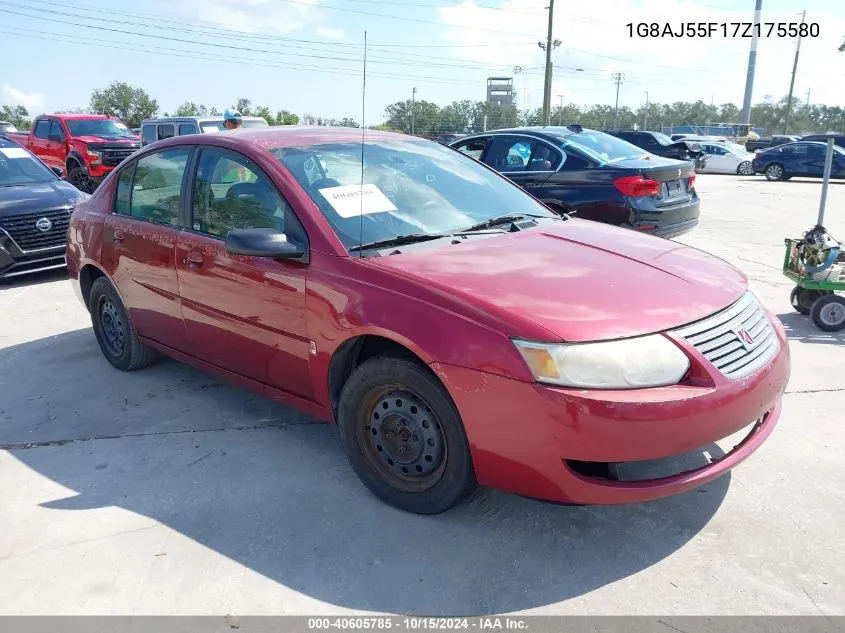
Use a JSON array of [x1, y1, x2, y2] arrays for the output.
[[66, 127, 790, 514]]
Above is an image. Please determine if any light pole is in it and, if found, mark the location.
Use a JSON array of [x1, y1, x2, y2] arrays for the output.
[[784, 10, 806, 134], [611, 72, 625, 126], [643, 91, 649, 130], [740, 0, 763, 125], [411, 87, 417, 135]]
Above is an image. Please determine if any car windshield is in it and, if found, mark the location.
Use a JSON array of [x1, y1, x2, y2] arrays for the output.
[[273, 138, 557, 250], [561, 131, 647, 163], [0, 141, 55, 186], [65, 119, 136, 139]]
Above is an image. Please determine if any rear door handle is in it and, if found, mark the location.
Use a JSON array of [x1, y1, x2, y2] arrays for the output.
[[113, 229, 125, 243], [186, 250, 204, 269]]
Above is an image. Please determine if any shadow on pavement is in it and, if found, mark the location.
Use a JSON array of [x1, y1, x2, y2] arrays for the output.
[[1, 330, 730, 615], [777, 312, 845, 346]]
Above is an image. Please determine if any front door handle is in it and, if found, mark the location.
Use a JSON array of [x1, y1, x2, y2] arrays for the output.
[[113, 229, 125, 243], [186, 250, 204, 269]]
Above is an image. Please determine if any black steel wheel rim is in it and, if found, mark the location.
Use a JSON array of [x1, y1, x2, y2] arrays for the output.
[[357, 386, 447, 493], [99, 298, 125, 357]]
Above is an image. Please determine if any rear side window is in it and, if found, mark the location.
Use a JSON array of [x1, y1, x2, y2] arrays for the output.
[[141, 125, 157, 145], [129, 148, 191, 226], [158, 124, 175, 140], [114, 163, 136, 215], [34, 120, 50, 139], [179, 123, 199, 135]]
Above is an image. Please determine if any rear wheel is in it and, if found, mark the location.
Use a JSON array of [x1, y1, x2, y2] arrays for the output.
[[738, 161, 754, 176], [89, 277, 158, 371], [765, 163, 786, 181], [790, 286, 831, 315], [337, 356, 476, 514], [810, 295, 845, 332]]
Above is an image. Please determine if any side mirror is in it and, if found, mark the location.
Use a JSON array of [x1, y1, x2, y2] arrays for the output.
[[48, 133, 62, 143], [51, 167, 64, 177], [224, 228, 306, 259]]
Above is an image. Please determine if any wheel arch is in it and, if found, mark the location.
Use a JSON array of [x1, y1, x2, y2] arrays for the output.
[[66, 151, 86, 172], [327, 333, 433, 422]]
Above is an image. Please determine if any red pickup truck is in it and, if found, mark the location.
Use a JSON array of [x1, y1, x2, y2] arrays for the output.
[[8, 114, 141, 193]]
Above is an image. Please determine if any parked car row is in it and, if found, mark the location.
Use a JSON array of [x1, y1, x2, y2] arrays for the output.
[[62, 125, 790, 515]]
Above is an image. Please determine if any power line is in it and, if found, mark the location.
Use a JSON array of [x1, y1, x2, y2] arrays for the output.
[[318, 0, 548, 12]]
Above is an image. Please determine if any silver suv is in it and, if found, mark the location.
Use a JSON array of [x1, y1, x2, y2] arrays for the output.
[[139, 116, 269, 146]]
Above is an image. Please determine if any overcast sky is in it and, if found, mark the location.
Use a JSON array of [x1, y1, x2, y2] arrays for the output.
[[1, 0, 843, 123]]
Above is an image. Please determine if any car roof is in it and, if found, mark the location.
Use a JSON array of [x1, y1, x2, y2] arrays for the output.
[[44, 114, 115, 120], [463, 126, 600, 143], [142, 116, 267, 123], [143, 125, 414, 151]]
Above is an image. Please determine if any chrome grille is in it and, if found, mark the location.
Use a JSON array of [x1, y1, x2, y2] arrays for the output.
[[0, 208, 71, 251], [675, 292, 779, 380]]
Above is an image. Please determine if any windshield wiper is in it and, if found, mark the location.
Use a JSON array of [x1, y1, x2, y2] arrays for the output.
[[458, 212, 556, 233], [348, 233, 448, 253]]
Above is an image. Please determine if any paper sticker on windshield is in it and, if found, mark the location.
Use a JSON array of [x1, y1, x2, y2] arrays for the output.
[[0, 147, 30, 159], [318, 184, 397, 218]]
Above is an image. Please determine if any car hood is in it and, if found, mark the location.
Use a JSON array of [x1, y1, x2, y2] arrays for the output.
[[0, 180, 85, 216], [368, 219, 747, 342], [76, 135, 141, 146]]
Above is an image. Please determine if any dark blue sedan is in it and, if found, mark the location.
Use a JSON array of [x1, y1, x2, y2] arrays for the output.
[[450, 126, 700, 238], [752, 141, 845, 181], [0, 135, 88, 280]]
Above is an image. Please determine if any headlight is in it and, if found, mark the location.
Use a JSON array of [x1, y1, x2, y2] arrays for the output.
[[513, 335, 690, 389]]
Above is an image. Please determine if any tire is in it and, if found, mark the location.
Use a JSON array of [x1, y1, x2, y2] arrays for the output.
[[790, 286, 831, 315], [68, 162, 97, 194], [89, 277, 158, 371], [337, 356, 476, 514], [738, 161, 754, 176], [810, 294, 845, 332], [765, 163, 786, 181]]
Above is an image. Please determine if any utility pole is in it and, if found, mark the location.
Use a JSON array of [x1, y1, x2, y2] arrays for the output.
[[411, 86, 417, 135], [783, 10, 806, 134], [611, 72, 625, 126], [539, 0, 557, 127], [643, 91, 649, 130], [806, 88, 811, 108], [740, 0, 763, 125]]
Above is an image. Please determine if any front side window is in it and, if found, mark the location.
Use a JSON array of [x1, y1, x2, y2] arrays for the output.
[[141, 125, 157, 145], [191, 149, 305, 244], [273, 138, 557, 250], [453, 138, 487, 160], [483, 137, 532, 171], [129, 148, 191, 225], [179, 123, 199, 136], [49, 120, 64, 141]]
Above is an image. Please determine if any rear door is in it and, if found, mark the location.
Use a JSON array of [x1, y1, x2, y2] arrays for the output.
[[174, 146, 313, 399], [101, 147, 192, 350]]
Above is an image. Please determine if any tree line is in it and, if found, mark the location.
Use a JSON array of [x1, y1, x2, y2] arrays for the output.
[[381, 96, 845, 138], [3, 80, 843, 136]]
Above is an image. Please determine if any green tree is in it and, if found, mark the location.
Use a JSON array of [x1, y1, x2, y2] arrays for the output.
[[89, 81, 159, 127], [0, 105, 31, 130], [252, 105, 276, 124], [275, 110, 299, 125], [175, 102, 208, 116], [233, 98, 253, 116], [384, 99, 441, 136]]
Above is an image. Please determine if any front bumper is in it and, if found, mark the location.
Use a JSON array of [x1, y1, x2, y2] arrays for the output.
[[431, 315, 790, 505], [0, 233, 66, 280]]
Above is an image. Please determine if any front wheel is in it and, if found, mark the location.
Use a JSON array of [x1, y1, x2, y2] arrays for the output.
[[810, 294, 845, 332], [738, 161, 754, 176], [337, 356, 476, 514], [765, 163, 786, 181], [68, 163, 97, 193]]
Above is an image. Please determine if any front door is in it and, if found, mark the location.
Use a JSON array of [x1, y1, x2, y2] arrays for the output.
[[30, 119, 64, 171], [100, 147, 192, 350], [175, 146, 313, 399], [480, 135, 561, 197]]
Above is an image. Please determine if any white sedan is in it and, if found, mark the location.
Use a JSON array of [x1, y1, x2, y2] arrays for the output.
[[696, 142, 756, 175]]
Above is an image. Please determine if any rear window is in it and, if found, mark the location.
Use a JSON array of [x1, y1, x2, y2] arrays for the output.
[[561, 131, 648, 164]]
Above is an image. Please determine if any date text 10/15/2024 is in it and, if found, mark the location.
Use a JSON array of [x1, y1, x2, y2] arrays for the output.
[[627, 22, 819, 38], [307, 618, 528, 631]]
